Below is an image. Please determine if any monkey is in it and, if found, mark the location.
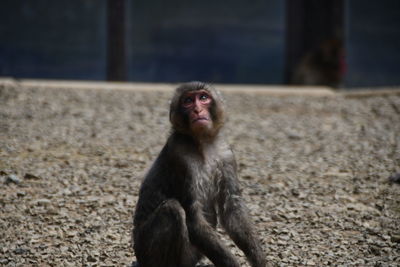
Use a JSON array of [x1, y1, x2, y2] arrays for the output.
[[389, 172, 400, 184], [132, 82, 267, 267], [292, 39, 346, 88]]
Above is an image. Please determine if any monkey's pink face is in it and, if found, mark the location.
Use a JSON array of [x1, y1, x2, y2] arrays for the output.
[[181, 90, 213, 131]]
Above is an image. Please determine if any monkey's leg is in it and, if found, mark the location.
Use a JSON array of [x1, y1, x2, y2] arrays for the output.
[[134, 199, 201, 267]]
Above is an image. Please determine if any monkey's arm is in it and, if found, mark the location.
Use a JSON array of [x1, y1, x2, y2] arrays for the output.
[[218, 163, 267, 267], [183, 195, 240, 267]]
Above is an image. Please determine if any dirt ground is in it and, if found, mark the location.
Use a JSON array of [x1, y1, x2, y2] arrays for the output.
[[0, 82, 399, 266]]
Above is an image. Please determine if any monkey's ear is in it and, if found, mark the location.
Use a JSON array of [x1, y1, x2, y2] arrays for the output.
[[169, 108, 183, 130], [209, 84, 225, 106], [169, 99, 189, 134], [207, 85, 226, 129]]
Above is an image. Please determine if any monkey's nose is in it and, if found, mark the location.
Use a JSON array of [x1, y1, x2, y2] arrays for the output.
[[193, 103, 202, 113]]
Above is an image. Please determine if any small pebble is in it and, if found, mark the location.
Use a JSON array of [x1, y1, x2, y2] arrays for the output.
[[5, 174, 21, 184]]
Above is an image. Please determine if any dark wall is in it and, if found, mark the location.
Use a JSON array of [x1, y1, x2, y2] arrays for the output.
[[127, 0, 285, 84], [346, 0, 400, 87], [0, 1, 399, 87], [0, 0, 284, 84], [0, 1, 106, 80]]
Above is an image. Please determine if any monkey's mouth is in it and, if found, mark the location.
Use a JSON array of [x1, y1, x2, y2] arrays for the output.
[[192, 117, 209, 124]]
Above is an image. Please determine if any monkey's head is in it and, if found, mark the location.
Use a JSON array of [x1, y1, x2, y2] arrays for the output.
[[170, 82, 225, 140]]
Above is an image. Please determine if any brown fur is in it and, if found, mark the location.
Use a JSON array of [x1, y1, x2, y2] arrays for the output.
[[133, 82, 267, 267]]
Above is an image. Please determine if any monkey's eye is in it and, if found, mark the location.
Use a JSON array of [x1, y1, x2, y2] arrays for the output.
[[199, 94, 209, 101], [183, 97, 194, 105]]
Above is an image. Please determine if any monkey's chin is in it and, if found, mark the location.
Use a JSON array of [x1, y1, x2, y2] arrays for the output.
[[190, 121, 214, 139]]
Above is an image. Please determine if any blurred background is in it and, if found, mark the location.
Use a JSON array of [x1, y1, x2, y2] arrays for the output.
[[0, 0, 399, 88]]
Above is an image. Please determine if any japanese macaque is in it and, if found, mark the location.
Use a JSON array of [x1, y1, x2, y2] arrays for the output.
[[132, 82, 267, 267], [292, 39, 346, 88]]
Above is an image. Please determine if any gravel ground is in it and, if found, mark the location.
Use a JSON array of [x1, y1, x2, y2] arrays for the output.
[[0, 83, 399, 267]]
